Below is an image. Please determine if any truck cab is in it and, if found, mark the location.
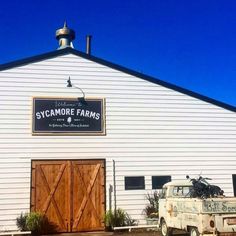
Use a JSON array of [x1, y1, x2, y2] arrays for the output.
[[159, 180, 236, 236]]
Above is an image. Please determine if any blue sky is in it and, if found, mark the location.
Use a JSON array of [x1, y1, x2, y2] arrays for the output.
[[1, 0, 236, 106]]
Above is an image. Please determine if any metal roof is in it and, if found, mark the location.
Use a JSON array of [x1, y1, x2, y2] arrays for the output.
[[163, 180, 193, 187]]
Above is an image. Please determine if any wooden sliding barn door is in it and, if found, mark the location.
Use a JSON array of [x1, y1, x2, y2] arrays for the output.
[[71, 160, 105, 232], [31, 161, 70, 232], [31, 160, 105, 233]]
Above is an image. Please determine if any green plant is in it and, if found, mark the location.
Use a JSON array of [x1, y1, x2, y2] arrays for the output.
[[124, 212, 137, 226], [104, 208, 137, 230], [143, 191, 159, 218], [16, 212, 28, 231], [26, 212, 44, 234]]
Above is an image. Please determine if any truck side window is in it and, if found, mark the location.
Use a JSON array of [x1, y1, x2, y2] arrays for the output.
[[173, 186, 191, 197], [183, 186, 192, 196], [173, 186, 183, 196]]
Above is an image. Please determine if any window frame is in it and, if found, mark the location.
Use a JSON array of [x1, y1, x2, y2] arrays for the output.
[[152, 175, 171, 189], [124, 176, 145, 190]]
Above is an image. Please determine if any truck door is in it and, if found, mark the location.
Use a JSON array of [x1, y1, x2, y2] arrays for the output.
[[159, 187, 168, 222]]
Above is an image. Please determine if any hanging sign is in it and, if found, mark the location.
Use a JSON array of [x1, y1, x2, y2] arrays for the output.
[[32, 97, 105, 135]]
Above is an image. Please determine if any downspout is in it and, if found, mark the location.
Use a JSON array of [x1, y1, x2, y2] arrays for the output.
[[113, 160, 117, 215]]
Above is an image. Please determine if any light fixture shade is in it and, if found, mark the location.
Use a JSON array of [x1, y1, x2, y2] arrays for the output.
[[66, 77, 85, 99], [67, 77, 72, 87]]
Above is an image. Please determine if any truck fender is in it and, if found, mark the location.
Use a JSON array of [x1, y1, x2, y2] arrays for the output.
[[160, 218, 173, 236], [188, 227, 199, 236]]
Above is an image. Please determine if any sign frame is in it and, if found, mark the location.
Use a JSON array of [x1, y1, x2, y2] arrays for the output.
[[32, 97, 106, 136]]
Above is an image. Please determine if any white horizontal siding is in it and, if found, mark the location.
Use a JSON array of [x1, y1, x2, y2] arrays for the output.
[[0, 102, 224, 110], [0, 53, 236, 229]]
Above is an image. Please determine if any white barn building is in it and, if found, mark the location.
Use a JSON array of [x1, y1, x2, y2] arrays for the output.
[[1, 24, 236, 233]]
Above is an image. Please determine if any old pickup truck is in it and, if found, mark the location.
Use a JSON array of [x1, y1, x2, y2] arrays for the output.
[[159, 179, 236, 236]]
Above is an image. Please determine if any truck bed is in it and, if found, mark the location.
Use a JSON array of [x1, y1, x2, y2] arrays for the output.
[[166, 197, 236, 214]]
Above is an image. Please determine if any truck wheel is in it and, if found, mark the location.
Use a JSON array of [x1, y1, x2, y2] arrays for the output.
[[190, 227, 199, 236], [160, 219, 172, 236]]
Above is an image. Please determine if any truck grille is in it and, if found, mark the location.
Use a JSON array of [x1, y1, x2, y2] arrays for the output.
[[227, 218, 236, 225]]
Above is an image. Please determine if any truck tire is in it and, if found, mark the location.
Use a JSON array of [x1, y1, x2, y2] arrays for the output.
[[160, 219, 172, 236], [190, 227, 199, 236]]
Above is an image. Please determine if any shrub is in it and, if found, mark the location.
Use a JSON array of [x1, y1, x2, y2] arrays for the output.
[[104, 208, 137, 230], [26, 212, 44, 234], [16, 212, 45, 234], [143, 191, 159, 218], [124, 212, 137, 226], [16, 213, 28, 231]]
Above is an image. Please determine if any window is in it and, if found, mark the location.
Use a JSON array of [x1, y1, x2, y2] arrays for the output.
[[172, 186, 192, 197], [125, 176, 145, 190], [160, 187, 167, 199], [152, 175, 171, 189]]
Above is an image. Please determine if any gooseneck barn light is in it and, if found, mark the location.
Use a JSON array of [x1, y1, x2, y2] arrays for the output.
[[66, 77, 85, 99]]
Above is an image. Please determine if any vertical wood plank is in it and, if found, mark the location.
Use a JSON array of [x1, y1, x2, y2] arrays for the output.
[[31, 161, 36, 212], [68, 160, 73, 232]]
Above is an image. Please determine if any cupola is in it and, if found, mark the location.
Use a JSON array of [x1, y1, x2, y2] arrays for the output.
[[55, 22, 75, 49]]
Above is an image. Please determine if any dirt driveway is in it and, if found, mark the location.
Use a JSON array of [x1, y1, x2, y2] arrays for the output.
[[43, 229, 188, 236], [113, 229, 188, 236], [114, 230, 159, 236]]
